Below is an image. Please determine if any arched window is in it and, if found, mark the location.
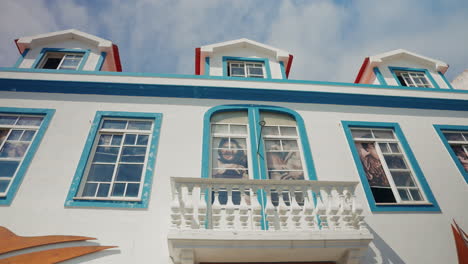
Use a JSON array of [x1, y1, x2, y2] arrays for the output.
[[202, 105, 316, 182]]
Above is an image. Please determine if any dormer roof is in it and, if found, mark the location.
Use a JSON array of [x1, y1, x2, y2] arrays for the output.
[[15, 29, 122, 72], [355, 49, 449, 83], [195, 38, 294, 77]]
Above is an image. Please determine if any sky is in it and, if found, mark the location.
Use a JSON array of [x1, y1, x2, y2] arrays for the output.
[[1, 0, 468, 82]]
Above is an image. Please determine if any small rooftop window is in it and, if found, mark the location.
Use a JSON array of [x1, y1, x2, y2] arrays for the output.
[[227, 61, 265, 78], [394, 71, 432, 88], [38, 52, 84, 70]]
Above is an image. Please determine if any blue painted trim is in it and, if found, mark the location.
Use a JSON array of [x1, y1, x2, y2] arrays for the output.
[[31, 48, 90, 71], [222, 56, 272, 79], [1, 78, 467, 112], [3, 67, 468, 95], [341, 121, 440, 212], [389, 66, 440, 89], [373, 67, 387, 85], [13, 49, 30, 68], [0, 107, 55, 206], [433, 125, 468, 183], [279, 61, 287, 80], [64, 111, 162, 208], [204, 57, 210, 76], [95, 52, 107, 71], [438, 71, 454, 90]]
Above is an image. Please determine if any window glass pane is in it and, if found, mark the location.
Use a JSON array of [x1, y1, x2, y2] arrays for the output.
[[444, 132, 464, 141], [42, 58, 61, 69], [409, 189, 423, 201], [0, 116, 18, 125], [371, 187, 396, 203], [265, 140, 281, 151], [127, 121, 152, 131], [248, 67, 263, 76], [398, 189, 410, 201], [82, 183, 98, 196], [389, 143, 400, 153], [384, 155, 407, 169], [211, 111, 248, 124], [262, 126, 279, 136], [373, 130, 394, 139], [351, 129, 373, 138], [462, 133, 468, 141], [136, 135, 149, 146], [230, 138, 246, 149], [212, 124, 228, 134], [20, 130, 35, 141], [0, 142, 29, 158], [282, 140, 299, 150], [60, 55, 82, 68], [261, 112, 296, 126], [111, 135, 123, 146], [115, 164, 143, 182], [0, 180, 10, 193], [87, 164, 114, 182], [120, 146, 147, 162], [0, 129, 9, 144], [450, 145, 468, 173], [212, 141, 248, 180], [92, 147, 119, 163], [17, 116, 43, 126], [124, 134, 137, 145], [0, 161, 20, 177], [96, 183, 110, 197], [7, 130, 23, 141], [231, 67, 245, 76], [125, 183, 140, 197], [98, 134, 112, 145], [280, 127, 297, 136], [266, 151, 304, 180], [379, 143, 389, 153], [102, 120, 127, 129], [391, 171, 415, 187], [230, 125, 247, 135], [111, 183, 125, 197]]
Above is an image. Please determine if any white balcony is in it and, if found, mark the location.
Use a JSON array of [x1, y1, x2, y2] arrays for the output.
[[168, 177, 373, 264]]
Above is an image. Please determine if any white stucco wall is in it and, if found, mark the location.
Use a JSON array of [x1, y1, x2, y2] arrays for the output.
[[208, 46, 284, 79], [375, 58, 450, 89], [17, 39, 101, 71], [452, 69, 468, 90], [0, 84, 467, 263]]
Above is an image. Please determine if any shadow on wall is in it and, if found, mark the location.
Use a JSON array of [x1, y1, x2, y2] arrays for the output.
[[364, 225, 406, 264]]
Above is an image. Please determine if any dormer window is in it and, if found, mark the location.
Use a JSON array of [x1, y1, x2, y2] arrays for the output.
[[394, 71, 432, 88], [227, 61, 264, 78], [38, 52, 84, 70]]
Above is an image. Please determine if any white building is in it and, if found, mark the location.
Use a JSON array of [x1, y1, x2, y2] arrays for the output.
[[0, 29, 467, 264]]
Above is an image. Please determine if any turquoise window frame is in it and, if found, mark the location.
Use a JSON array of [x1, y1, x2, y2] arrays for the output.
[[373, 67, 387, 85], [389, 66, 440, 89], [438, 71, 454, 89], [32, 48, 90, 71], [279, 61, 287, 79], [433, 125, 468, 183], [202, 105, 317, 229], [95, 52, 107, 71], [13, 48, 30, 68], [0, 107, 55, 206], [65, 111, 162, 208], [342, 121, 440, 212], [222, 56, 272, 80]]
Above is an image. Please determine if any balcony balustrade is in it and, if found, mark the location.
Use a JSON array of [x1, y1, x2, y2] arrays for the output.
[[170, 177, 368, 233]]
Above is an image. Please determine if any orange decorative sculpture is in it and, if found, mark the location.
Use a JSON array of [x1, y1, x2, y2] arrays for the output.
[[0, 226, 116, 264], [452, 220, 468, 264]]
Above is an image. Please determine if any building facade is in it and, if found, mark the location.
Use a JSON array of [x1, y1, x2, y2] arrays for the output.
[[0, 30, 467, 264]]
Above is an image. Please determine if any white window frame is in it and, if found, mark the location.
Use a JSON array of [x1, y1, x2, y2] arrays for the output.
[[351, 128, 428, 205], [227, 61, 265, 78], [0, 114, 42, 197], [38, 52, 84, 70], [75, 117, 153, 201], [394, 71, 433, 88]]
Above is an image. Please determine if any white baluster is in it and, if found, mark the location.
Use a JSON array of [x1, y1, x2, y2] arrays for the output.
[[182, 184, 195, 229], [238, 186, 250, 230], [339, 188, 354, 230], [303, 187, 316, 230], [317, 188, 329, 230], [211, 186, 222, 230], [225, 186, 236, 229], [352, 193, 368, 233], [170, 183, 182, 229], [277, 186, 289, 230], [251, 186, 263, 230], [264, 186, 277, 231], [197, 184, 207, 229], [289, 186, 303, 230]]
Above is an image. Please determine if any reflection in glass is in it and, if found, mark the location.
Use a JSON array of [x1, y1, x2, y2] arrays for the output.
[[450, 145, 468, 173]]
